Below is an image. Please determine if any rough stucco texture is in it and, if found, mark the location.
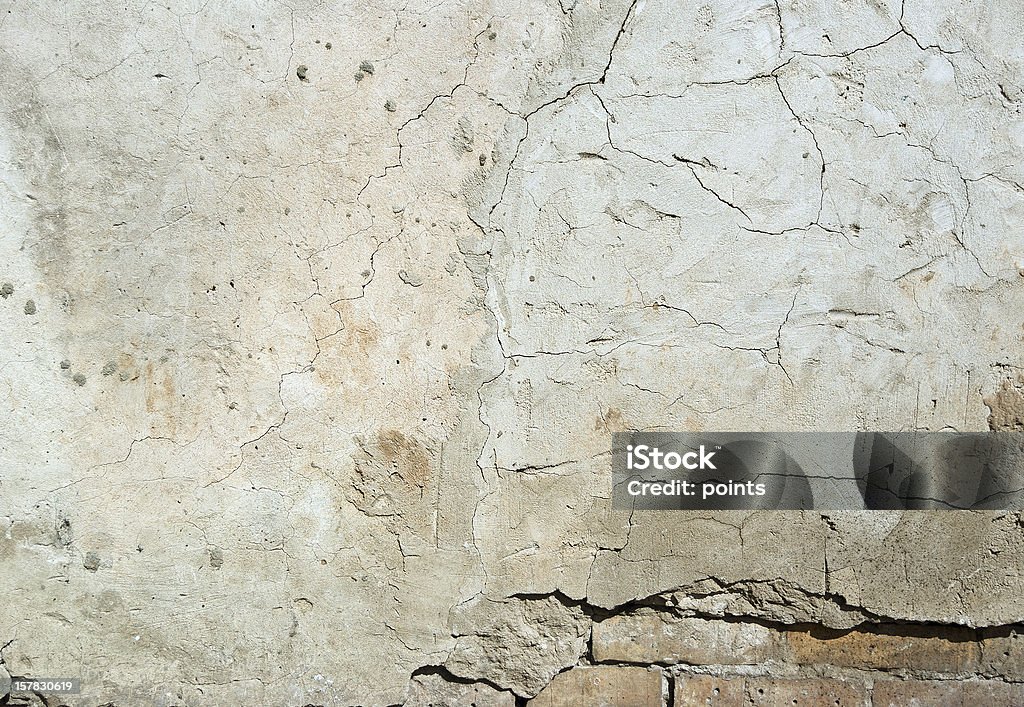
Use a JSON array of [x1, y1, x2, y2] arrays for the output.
[[1, 0, 1023, 705]]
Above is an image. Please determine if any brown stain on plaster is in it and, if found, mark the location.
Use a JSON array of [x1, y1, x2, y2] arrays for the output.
[[144, 361, 176, 412], [350, 429, 435, 522], [984, 378, 1024, 431], [376, 429, 432, 489], [595, 406, 627, 434]]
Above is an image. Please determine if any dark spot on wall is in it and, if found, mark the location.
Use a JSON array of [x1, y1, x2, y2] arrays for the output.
[[55, 516, 72, 547]]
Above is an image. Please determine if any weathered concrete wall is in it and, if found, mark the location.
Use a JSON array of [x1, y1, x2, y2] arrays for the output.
[[0, 0, 1022, 704]]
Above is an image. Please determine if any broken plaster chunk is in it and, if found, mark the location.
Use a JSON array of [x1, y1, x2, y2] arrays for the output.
[[444, 595, 589, 696], [405, 673, 514, 706], [592, 614, 781, 665]]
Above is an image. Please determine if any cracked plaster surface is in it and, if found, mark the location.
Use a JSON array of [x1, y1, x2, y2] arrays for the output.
[[0, 0, 1023, 704]]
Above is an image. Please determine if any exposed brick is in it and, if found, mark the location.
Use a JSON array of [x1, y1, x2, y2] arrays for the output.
[[673, 675, 867, 706], [745, 677, 867, 706], [526, 666, 662, 707], [981, 631, 1024, 680], [873, 679, 1024, 707], [786, 627, 980, 673], [593, 614, 780, 665], [961, 680, 1024, 705], [672, 674, 745, 706]]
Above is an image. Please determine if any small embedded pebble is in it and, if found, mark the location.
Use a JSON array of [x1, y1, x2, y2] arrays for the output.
[[23, 299, 36, 315], [73, 373, 86, 386], [0, 282, 12, 298], [60, 359, 71, 370], [296, 64, 309, 81], [354, 72, 364, 82], [359, 60, 375, 75], [101, 361, 118, 376], [384, 99, 397, 112], [83, 552, 100, 572]]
